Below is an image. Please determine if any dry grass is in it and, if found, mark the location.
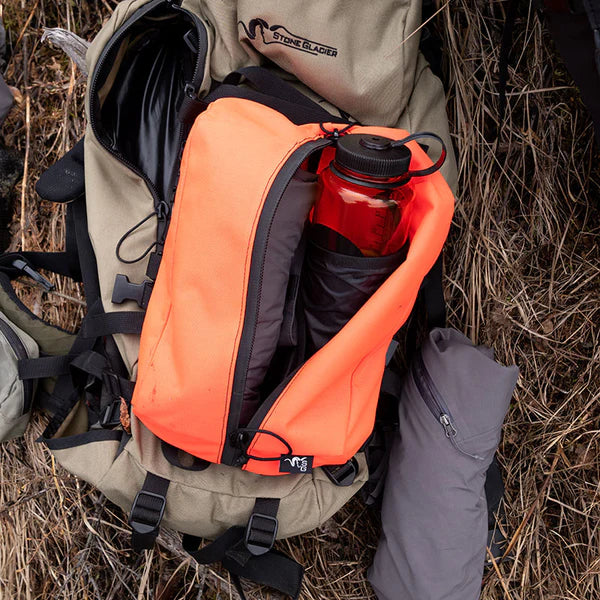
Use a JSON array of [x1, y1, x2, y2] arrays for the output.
[[0, 0, 599, 598]]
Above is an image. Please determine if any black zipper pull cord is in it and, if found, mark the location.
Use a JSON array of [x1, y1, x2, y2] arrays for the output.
[[115, 201, 170, 265], [232, 428, 294, 462]]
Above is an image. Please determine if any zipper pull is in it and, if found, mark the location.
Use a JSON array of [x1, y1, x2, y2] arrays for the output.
[[440, 414, 457, 438], [12, 258, 55, 291]]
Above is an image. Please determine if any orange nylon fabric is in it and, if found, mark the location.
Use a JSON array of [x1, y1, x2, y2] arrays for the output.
[[132, 98, 454, 474], [132, 99, 324, 463], [245, 132, 454, 474]]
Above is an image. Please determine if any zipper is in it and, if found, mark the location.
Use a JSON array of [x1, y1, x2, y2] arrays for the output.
[[0, 318, 34, 413], [412, 353, 484, 460], [220, 137, 333, 466], [88, 0, 208, 214]]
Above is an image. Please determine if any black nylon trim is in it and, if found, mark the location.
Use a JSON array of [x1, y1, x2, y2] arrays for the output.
[[0, 272, 72, 334], [39, 428, 122, 450]]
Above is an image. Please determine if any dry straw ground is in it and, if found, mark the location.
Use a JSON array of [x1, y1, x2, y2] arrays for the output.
[[0, 1, 598, 598]]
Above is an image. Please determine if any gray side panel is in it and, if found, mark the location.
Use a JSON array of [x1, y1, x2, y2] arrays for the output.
[[242, 169, 317, 419]]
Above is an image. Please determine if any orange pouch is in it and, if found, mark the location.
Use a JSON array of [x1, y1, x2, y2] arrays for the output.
[[132, 98, 455, 476]]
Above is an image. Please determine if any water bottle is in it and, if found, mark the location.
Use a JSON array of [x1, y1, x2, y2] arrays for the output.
[[310, 134, 413, 257]]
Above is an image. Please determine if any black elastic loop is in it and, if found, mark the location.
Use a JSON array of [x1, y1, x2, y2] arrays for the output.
[[235, 428, 293, 461], [391, 132, 447, 177], [115, 211, 159, 265]]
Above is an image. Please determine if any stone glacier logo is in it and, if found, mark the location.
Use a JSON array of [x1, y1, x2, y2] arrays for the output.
[[283, 456, 309, 472], [239, 18, 338, 58]]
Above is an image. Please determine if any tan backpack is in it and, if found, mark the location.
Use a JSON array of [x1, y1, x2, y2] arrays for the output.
[[0, 1, 457, 596]]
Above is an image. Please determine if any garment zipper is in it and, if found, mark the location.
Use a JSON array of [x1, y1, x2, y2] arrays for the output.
[[220, 137, 333, 466], [0, 318, 34, 413], [412, 353, 483, 460], [88, 0, 208, 213]]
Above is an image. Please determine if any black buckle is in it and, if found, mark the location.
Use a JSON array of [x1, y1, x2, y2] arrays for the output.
[[322, 458, 358, 487], [99, 371, 127, 428], [111, 274, 153, 309], [100, 400, 122, 428], [245, 513, 278, 556], [129, 490, 166, 536]]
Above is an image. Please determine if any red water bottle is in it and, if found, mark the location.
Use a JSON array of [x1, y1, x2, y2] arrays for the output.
[[311, 134, 413, 257]]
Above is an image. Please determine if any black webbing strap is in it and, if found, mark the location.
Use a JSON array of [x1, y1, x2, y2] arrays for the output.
[[99, 370, 135, 428], [18, 355, 72, 380], [183, 498, 303, 599], [206, 66, 350, 126], [404, 255, 446, 355], [64, 202, 83, 281], [380, 367, 404, 400], [224, 67, 329, 112], [420, 255, 446, 329], [70, 192, 101, 304], [41, 300, 105, 438], [70, 349, 108, 381], [80, 311, 145, 338], [129, 472, 170, 552]]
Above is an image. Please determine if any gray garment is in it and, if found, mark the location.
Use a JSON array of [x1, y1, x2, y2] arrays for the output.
[[369, 328, 518, 600]]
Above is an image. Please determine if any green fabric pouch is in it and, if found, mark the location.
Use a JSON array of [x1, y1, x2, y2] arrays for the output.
[[0, 310, 39, 441]]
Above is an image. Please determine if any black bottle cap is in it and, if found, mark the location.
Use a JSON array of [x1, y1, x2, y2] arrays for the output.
[[334, 134, 412, 179]]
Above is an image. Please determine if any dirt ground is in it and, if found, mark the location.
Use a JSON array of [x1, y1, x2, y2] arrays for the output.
[[0, 1, 599, 599]]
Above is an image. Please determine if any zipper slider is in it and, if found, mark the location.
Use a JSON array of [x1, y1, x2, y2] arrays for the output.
[[12, 258, 55, 291], [440, 414, 457, 438]]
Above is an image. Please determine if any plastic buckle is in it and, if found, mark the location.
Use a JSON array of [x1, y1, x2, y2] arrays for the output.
[[111, 274, 153, 309], [245, 513, 278, 556], [322, 458, 358, 487], [100, 400, 122, 428], [129, 491, 166, 536]]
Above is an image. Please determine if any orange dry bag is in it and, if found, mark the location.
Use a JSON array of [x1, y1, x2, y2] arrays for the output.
[[131, 98, 454, 476]]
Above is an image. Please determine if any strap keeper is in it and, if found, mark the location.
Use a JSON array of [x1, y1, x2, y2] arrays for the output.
[[322, 458, 358, 487], [100, 399, 122, 428], [245, 512, 278, 556], [129, 473, 170, 552], [129, 490, 166, 547]]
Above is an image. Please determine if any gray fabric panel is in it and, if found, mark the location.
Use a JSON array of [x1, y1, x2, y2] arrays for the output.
[[369, 328, 518, 600], [302, 242, 405, 355], [243, 169, 317, 415], [0, 311, 39, 441]]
